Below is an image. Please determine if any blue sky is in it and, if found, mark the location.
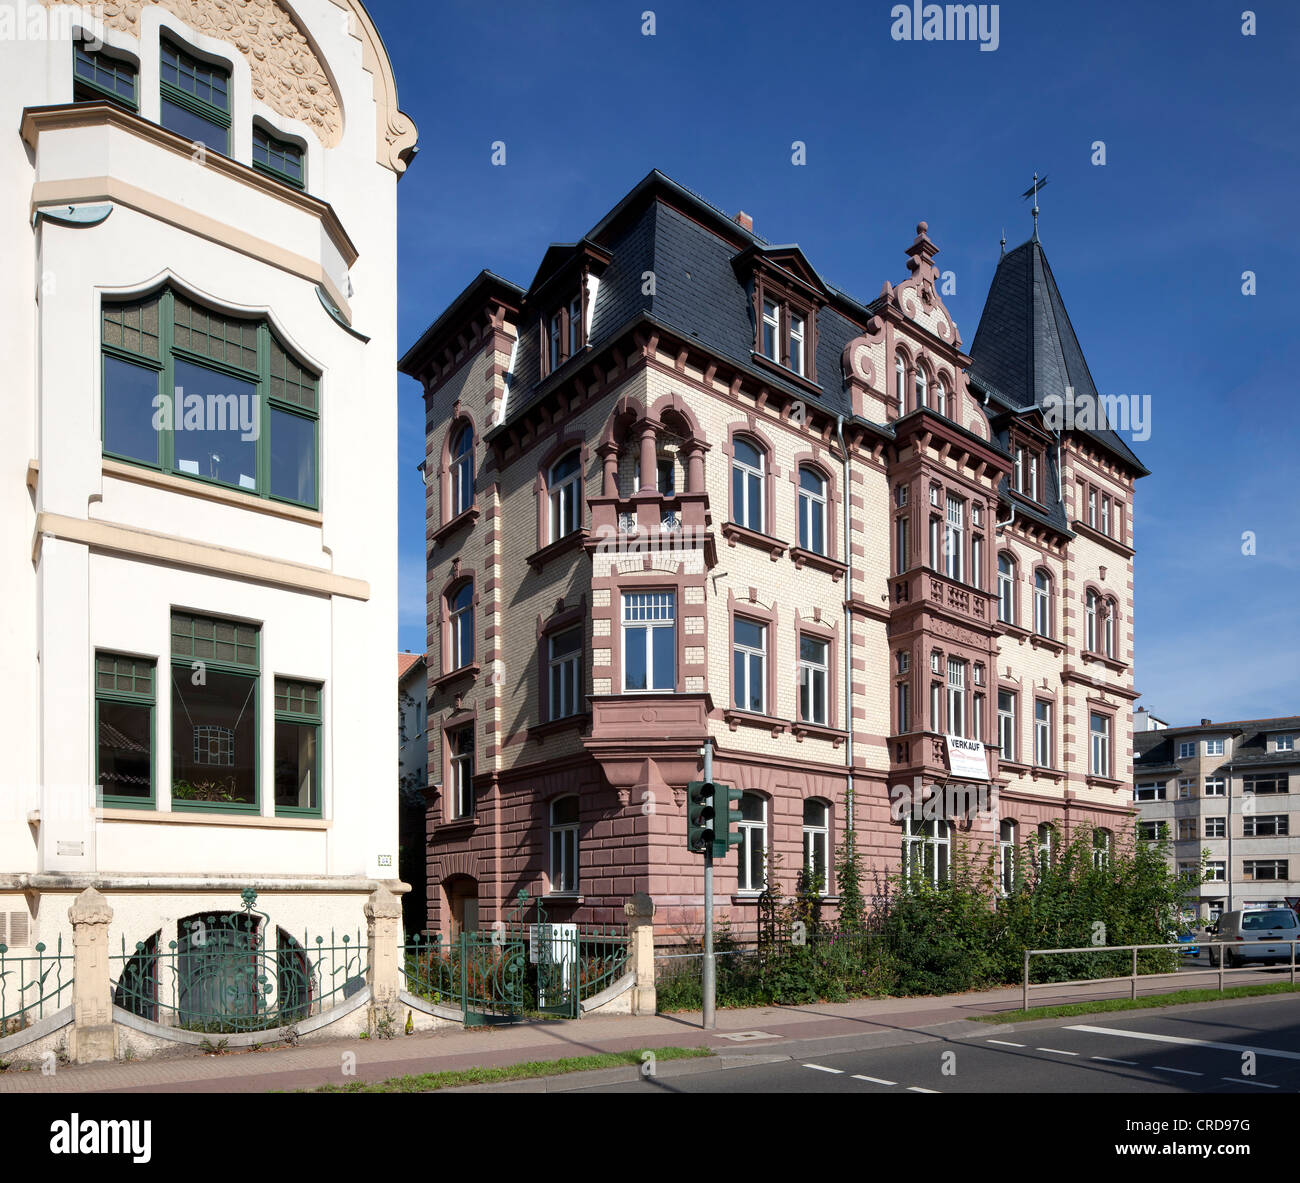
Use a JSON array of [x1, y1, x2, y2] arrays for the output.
[[375, 0, 1300, 726]]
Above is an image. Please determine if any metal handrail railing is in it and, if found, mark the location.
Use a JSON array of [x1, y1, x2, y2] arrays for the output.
[[1021, 938, 1299, 1010]]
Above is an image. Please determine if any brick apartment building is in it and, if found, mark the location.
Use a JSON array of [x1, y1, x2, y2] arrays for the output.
[[1134, 712, 1300, 921], [400, 170, 1147, 936]]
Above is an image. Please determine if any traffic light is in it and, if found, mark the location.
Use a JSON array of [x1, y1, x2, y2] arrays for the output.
[[686, 780, 716, 853], [712, 783, 744, 859]]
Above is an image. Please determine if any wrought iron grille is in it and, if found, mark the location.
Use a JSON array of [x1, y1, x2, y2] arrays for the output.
[[0, 939, 72, 1036]]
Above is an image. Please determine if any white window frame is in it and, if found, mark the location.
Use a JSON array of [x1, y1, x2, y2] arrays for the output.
[[732, 438, 765, 532], [1103, 600, 1115, 658], [1205, 817, 1226, 839], [789, 311, 805, 376], [1178, 741, 1195, 759], [621, 592, 676, 693], [1085, 590, 1098, 652], [1177, 778, 1193, 799], [450, 425, 473, 518], [798, 634, 829, 726], [1034, 700, 1052, 767], [736, 793, 767, 893], [549, 795, 579, 893], [934, 378, 946, 417], [761, 299, 780, 362], [1134, 782, 1165, 802], [802, 799, 830, 894], [997, 555, 1014, 624], [449, 583, 474, 670], [1090, 712, 1111, 778], [732, 615, 767, 715], [946, 658, 967, 738], [548, 452, 582, 542], [915, 367, 927, 409], [999, 820, 1017, 895], [998, 691, 1016, 762], [895, 355, 906, 415], [1204, 776, 1226, 796], [1033, 571, 1051, 637], [902, 817, 950, 886], [1277, 735, 1295, 752], [449, 726, 474, 819], [547, 627, 582, 721], [798, 466, 828, 555], [944, 494, 964, 582], [1205, 738, 1225, 756]]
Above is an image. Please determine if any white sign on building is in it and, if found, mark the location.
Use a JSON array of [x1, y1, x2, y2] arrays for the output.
[[945, 735, 990, 781]]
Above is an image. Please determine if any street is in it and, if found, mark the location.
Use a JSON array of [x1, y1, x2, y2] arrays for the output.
[[570, 995, 1300, 1094]]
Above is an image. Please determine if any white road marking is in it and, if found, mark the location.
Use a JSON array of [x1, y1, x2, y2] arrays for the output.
[[1092, 1056, 1138, 1066], [1222, 1078, 1278, 1089], [1037, 1047, 1079, 1056], [907, 1086, 940, 1093], [1152, 1065, 1202, 1077], [803, 1063, 843, 1074], [852, 1074, 896, 1086], [986, 1039, 1025, 1048], [1067, 1024, 1300, 1061]]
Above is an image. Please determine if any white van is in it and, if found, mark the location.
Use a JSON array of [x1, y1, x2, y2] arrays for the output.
[[1207, 908, 1300, 967]]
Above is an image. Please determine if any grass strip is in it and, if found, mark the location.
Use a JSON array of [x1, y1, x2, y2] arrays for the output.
[[977, 980, 1300, 1023], [308, 1045, 713, 1093]]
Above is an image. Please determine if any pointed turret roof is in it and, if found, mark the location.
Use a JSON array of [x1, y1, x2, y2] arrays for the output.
[[969, 237, 1147, 474]]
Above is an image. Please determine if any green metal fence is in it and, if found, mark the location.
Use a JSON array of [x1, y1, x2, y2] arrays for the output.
[[109, 889, 365, 1034], [0, 939, 73, 1037], [401, 891, 630, 1024]]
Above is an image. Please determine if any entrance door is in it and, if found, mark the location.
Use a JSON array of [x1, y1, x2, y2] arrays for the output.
[[448, 877, 479, 937]]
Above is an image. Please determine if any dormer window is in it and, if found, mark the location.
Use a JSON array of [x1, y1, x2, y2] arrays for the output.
[[762, 300, 780, 361], [253, 124, 304, 189], [545, 293, 584, 377], [1012, 442, 1044, 503], [753, 288, 816, 381], [74, 41, 138, 110], [160, 37, 231, 155]]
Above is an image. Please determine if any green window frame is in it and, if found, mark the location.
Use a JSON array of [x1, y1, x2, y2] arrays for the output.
[[101, 287, 320, 509], [253, 124, 305, 189], [274, 678, 322, 817], [160, 36, 231, 154], [73, 41, 138, 109], [170, 611, 261, 814], [95, 652, 155, 808]]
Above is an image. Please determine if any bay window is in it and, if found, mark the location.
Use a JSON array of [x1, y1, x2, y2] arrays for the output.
[[623, 592, 676, 692], [946, 658, 967, 737], [74, 42, 138, 109], [944, 494, 964, 582], [102, 288, 319, 508]]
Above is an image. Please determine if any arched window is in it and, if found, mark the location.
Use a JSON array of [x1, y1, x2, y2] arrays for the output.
[[736, 793, 768, 893], [997, 554, 1015, 624], [1033, 570, 1052, 638], [934, 377, 947, 418], [914, 366, 928, 410], [1103, 598, 1117, 658], [802, 799, 831, 894], [449, 424, 474, 518], [1085, 589, 1098, 652], [732, 437, 765, 532], [549, 796, 579, 893], [1000, 820, 1018, 895], [798, 465, 828, 555], [1037, 823, 1055, 873], [895, 354, 907, 416], [548, 451, 582, 542], [449, 582, 474, 669], [902, 818, 950, 886]]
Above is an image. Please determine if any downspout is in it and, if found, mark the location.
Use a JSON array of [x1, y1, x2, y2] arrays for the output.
[[835, 415, 854, 830]]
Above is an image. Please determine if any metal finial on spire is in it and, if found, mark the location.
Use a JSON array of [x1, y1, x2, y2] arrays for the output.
[[1020, 172, 1050, 241], [1000, 227, 1006, 258]]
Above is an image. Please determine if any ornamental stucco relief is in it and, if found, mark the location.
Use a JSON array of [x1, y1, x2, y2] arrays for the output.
[[57, 0, 342, 145]]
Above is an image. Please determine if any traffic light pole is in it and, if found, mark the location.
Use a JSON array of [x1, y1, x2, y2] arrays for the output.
[[701, 743, 716, 1030]]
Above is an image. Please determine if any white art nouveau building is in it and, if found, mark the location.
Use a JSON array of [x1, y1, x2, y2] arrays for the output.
[[0, 0, 416, 1028]]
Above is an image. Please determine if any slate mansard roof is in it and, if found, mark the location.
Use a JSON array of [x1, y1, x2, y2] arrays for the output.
[[404, 169, 1146, 492]]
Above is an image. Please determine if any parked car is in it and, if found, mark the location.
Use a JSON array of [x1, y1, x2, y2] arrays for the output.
[[1176, 931, 1200, 956], [1207, 908, 1300, 967]]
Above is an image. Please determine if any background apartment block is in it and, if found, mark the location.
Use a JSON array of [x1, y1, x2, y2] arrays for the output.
[[402, 171, 1147, 936], [1134, 714, 1300, 920], [1, 1, 415, 994]]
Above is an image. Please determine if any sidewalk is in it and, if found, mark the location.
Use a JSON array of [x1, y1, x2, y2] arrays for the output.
[[0, 964, 1282, 1093]]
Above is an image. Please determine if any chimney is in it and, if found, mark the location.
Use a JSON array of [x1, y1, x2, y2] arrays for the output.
[[1200, 718, 1212, 726], [734, 210, 753, 233]]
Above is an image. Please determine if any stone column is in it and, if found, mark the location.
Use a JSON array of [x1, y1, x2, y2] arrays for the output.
[[624, 892, 657, 1016], [68, 887, 116, 1063], [365, 885, 403, 1031], [638, 426, 658, 493], [599, 442, 620, 496], [685, 443, 705, 494]]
